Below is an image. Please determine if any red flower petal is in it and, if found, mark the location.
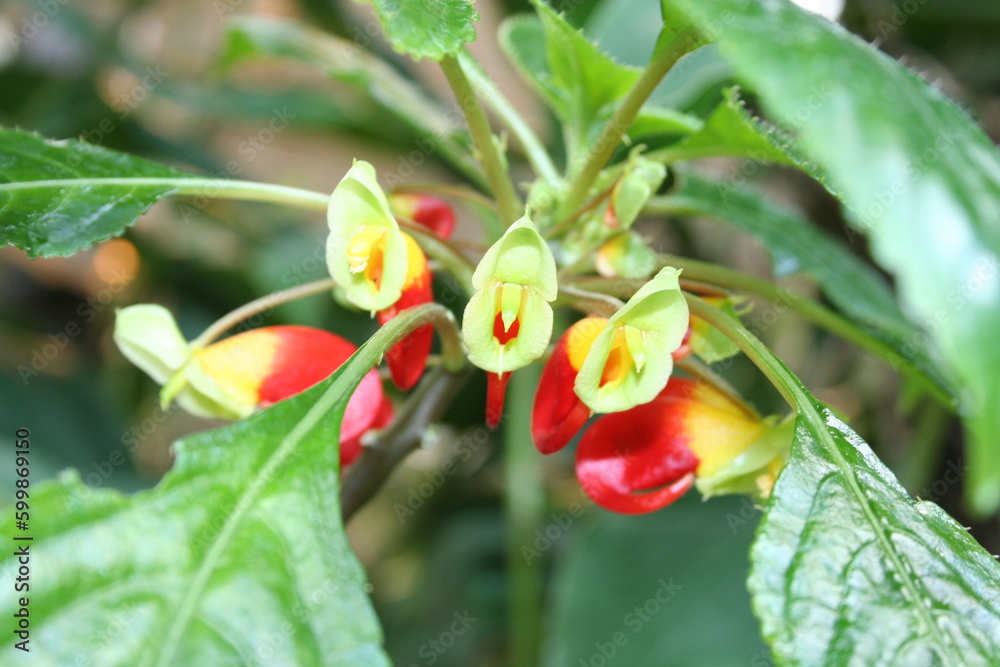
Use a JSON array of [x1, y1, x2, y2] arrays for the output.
[[256, 326, 385, 448], [575, 389, 700, 514], [531, 317, 606, 454], [532, 334, 590, 454], [486, 371, 510, 428], [341, 395, 394, 468], [391, 192, 456, 239], [378, 234, 434, 390]]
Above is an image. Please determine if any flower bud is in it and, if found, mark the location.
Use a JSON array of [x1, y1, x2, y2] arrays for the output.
[[389, 192, 456, 239], [114, 304, 389, 465], [603, 156, 665, 229]]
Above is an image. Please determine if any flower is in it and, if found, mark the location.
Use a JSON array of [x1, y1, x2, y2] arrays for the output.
[[326, 160, 409, 312], [574, 377, 791, 514], [462, 213, 557, 427], [113, 304, 390, 466], [531, 310, 691, 455], [573, 267, 689, 414]]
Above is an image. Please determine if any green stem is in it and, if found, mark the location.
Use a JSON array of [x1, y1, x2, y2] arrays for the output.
[[504, 365, 545, 667], [0, 176, 331, 210], [899, 399, 950, 492], [440, 56, 522, 227], [392, 182, 498, 210], [459, 51, 560, 186], [555, 284, 623, 317], [557, 28, 700, 219], [567, 254, 951, 407], [662, 254, 951, 407], [191, 278, 337, 348], [396, 219, 476, 294]]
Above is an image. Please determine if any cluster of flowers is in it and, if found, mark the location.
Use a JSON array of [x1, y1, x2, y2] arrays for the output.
[[116, 161, 790, 514]]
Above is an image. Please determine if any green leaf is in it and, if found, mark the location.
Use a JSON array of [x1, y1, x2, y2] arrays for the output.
[[0, 128, 200, 257], [502, 4, 640, 159], [750, 376, 1000, 665], [221, 17, 483, 186], [546, 494, 768, 666], [364, 0, 478, 61], [665, 0, 1000, 513], [0, 128, 331, 258], [662, 87, 816, 170], [666, 170, 950, 396], [0, 331, 393, 665]]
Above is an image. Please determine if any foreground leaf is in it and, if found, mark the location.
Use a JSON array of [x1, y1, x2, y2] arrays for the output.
[[666, 170, 950, 396], [751, 385, 1000, 665], [0, 330, 395, 664], [364, 0, 478, 61], [666, 0, 1000, 513]]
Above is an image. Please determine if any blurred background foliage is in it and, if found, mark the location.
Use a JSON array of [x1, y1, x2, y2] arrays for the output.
[[1, 0, 998, 664]]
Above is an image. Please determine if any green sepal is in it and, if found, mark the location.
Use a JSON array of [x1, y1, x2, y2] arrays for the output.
[[596, 231, 658, 279], [695, 416, 793, 499], [113, 304, 191, 385], [691, 296, 743, 363], [609, 155, 666, 229], [462, 285, 553, 374], [326, 160, 408, 311], [113, 304, 247, 420], [471, 213, 557, 299], [574, 267, 689, 413]]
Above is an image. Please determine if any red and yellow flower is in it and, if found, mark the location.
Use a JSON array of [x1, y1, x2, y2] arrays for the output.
[[114, 304, 390, 466], [574, 377, 790, 514], [462, 214, 558, 427]]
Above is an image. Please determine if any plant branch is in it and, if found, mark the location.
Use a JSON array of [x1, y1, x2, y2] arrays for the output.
[[504, 365, 546, 667], [440, 55, 522, 227], [662, 254, 952, 407], [191, 278, 337, 348], [459, 51, 560, 186], [557, 28, 700, 219], [392, 182, 498, 210], [341, 366, 474, 520]]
